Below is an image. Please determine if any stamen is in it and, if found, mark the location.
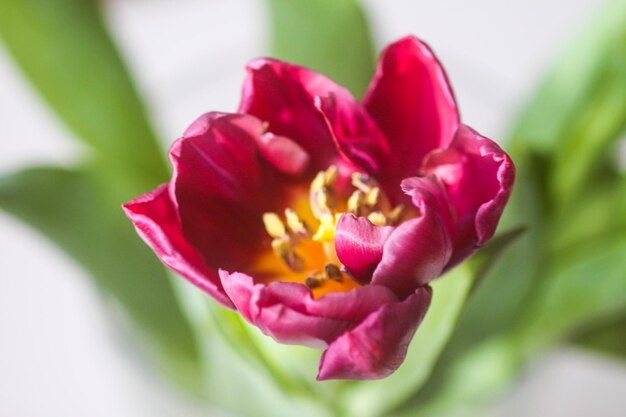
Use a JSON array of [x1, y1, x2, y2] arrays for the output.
[[315, 187, 337, 213], [313, 213, 337, 242], [323, 241, 340, 265], [324, 263, 343, 282], [368, 211, 387, 226], [387, 205, 405, 225], [352, 172, 376, 193], [305, 275, 323, 289], [263, 212, 286, 238], [324, 165, 338, 185], [285, 208, 309, 237], [311, 171, 326, 193], [366, 187, 381, 208], [310, 165, 339, 217], [261, 166, 409, 294], [347, 190, 364, 215], [271, 237, 304, 271]]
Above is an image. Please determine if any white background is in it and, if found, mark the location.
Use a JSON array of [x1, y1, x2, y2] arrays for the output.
[[1, 0, 625, 416]]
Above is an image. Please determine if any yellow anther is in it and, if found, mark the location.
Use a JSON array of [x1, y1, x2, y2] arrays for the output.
[[263, 212, 286, 238], [366, 187, 381, 207], [324, 165, 338, 185], [313, 213, 336, 242], [317, 187, 338, 214], [311, 171, 326, 193], [285, 208, 309, 236], [347, 190, 364, 214], [271, 237, 290, 256], [387, 205, 405, 225], [368, 211, 387, 226], [315, 188, 330, 212], [351, 171, 377, 193], [271, 237, 304, 271]]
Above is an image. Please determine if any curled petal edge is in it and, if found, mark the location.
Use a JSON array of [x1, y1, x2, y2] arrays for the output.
[[123, 185, 233, 308], [219, 270, 399, 349], [317, 286, 432, 380]]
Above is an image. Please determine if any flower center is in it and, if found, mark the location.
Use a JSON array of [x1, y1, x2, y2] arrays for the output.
[[254, 166, 404, 297]]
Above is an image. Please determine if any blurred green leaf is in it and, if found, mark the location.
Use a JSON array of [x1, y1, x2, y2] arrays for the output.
[[266, 0, 375, 97], [0, 166, 201, 392], [390, 2, 626, 415], [468, 225, 528, 294], [343, 226, 526, 417], [574, 315, 626, 358], [519, 235, 626, 354], [510, 0, 626, 206], [0, 0, 167, 182], [342, 265, 474, 417], [387, 222, 535, 416], [549, 173, 626, 253], [171, 279, 334, 417]]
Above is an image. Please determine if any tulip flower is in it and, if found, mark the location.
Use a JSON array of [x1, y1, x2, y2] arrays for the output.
[[123, 36, 514, 380]]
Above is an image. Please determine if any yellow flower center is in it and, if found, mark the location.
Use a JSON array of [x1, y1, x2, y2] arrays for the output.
[[251, 166, 404, 298]]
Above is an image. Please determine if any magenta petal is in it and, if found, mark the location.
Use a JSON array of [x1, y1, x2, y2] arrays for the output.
[[363, 36, 459, 180], [239, 58, 352, 170], [317, 286, 432, 380], [371, 177, 453, 297], [123, 185, 233, 308], [335, 213, 394, 284], [422, 125, 515, 267], [220, 270, 399, 348], [315, 92, 391, 178], [256, 132, 311, 176], [171, 112, 286, 270]]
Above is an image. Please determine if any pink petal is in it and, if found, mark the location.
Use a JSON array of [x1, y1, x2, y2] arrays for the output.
[[239, 58, 352, 171], [220, 270, 399, 348], [123, 185, 233, 308], [371, 176, 453, 297], [363, 36, 459, 181], [256, 132, 311, 176], [317, 286, 432, 380], [170, 112, 287, 271], [315, 92, 392, 181], [335, 213, 395, 284], [421, 125, 515, 267]]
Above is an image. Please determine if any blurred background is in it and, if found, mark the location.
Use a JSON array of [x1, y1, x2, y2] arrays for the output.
[[1, 0, 625, 416]]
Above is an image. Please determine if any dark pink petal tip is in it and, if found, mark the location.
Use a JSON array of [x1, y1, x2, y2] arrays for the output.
[[370, 177, 453, 296], [123, 185, 233, 308], [315, 92, 391, 178], [363, 36, 459, 182], [219, 270, 399, 349], [335, 213, 394, 284], [317, 286, 432, 380], [422, 124, 515, 267], [239, 58, 352, 171]]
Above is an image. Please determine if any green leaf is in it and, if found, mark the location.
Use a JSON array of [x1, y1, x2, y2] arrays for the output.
[[171, 278, 335, 417], [0, 0, 167, 183], [266, 0, 375, 97], [573, 315, 626, 359], [548, 173, 626, 253], [341, 265, 475, 417], [509, 0, 626, 206], [0, 166, 202, 392], [519, 235, 626, 354], [382, 227, 534, 416]]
